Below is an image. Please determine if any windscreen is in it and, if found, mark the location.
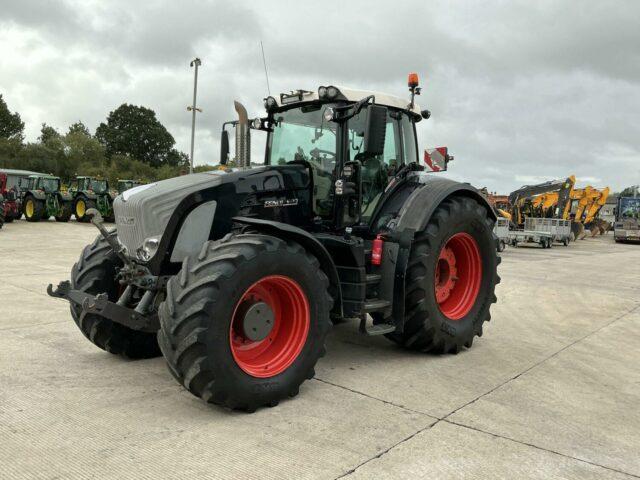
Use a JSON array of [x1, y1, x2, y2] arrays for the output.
[[268, 104, 337, 171], [619, 198, 640, 219], [42, 178, 59, 192], [91, 179, 108, 193]]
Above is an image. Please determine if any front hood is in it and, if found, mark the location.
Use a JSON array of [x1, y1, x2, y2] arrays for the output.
[[113, 171, 229, 256]]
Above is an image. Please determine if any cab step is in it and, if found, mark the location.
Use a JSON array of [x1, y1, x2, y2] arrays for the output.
[[363, 298, 391, 313], [359, 314, 396, 336]]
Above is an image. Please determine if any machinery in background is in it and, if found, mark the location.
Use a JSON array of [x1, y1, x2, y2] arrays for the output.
[[117, 179, 144, 195], [69, 176, 115, 223], [614, 196, 640, 243], [21, 174, 72, 222], [0, 172, 21, 222]]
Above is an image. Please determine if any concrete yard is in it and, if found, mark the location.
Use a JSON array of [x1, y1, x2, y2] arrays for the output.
[[1, 220, 639, 479]]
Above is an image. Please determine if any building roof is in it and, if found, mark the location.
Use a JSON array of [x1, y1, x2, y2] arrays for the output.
[[0, 168, 43, 176]]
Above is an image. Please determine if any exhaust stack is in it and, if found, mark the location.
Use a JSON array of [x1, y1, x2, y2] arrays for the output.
[[234, 101, 250, 168]]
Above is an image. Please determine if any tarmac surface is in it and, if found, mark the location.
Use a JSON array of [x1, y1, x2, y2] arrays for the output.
[[1, 220, 639, 479]]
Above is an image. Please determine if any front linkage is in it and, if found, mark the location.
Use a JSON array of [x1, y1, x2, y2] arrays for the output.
[[47, 209, 161, 332]]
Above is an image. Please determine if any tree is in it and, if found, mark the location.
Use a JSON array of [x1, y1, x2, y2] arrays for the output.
[[67, 121, 91, 137], [96, 104, 178, 168], [39, 123, 61, 144], [0, 94, 25, 141], [166, 148, 190, 167], [618, 186, 640, 197]]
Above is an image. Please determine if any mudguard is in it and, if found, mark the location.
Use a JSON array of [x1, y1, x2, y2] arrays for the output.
[[395, 176, 495, 232], [232, 216, 343, 317], [379, 176, 495, 332], [26, 190, 46, 200], [59, 192, 73, 202]]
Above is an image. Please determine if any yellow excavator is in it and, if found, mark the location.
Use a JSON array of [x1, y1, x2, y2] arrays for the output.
[[509, 176, 575, 227], [509, 176, 609, 240]]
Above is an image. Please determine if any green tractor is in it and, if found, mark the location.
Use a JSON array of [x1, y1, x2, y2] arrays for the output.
[[117, 179, 143, 195], [70, 176, 115, 223], [21, 175, 72, 222]]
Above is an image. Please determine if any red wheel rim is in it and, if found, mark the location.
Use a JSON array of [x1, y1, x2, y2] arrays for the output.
[[434, 232, 482, 320], [230, 275, 310, 378]]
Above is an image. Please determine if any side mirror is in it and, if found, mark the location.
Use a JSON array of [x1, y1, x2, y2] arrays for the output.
[[220, 129, 230, 165], [363, 105, 387, 156]]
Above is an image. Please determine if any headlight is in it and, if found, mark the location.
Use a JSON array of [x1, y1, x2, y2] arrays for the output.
[[136, 235, 160, 262], [252, 117, 262, 129], [326, 86, 339, 98], [318, 86, 328, 98]]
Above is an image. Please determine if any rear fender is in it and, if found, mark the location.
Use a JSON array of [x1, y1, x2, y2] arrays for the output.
[[385, 177, 495, 331], [232, 216, 343, 317], [395, 177, 496, 232], [27, 190, 46, 201]]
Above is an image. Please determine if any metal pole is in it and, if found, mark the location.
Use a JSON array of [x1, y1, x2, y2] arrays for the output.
[[189, 58, 202, 174]]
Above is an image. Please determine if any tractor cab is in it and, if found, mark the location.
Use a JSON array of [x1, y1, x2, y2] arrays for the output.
[[26, 175, 61, 193], [221, 81, 429, 233], [71, 176, 109, 195], [117, 179, 143, 195]]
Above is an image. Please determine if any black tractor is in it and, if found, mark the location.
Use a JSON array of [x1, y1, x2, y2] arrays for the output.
[[49, 75, 500, 411]]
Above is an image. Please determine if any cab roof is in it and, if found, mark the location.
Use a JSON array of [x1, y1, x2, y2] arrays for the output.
[[271, 86, 422, 119]]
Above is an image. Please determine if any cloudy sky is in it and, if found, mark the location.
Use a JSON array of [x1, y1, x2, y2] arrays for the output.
[[1, 0, 639, 192]]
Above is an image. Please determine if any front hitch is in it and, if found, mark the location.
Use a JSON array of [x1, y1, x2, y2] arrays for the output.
[[47, 280, 159, 332]]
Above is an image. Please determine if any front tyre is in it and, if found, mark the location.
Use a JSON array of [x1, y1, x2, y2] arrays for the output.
[[70, 233, 161, 358], [55, 201, 72, 222], [387, 196, 500, 353], [158, 234, 332, 412]]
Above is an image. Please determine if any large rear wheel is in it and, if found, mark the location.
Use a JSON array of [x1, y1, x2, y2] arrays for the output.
[[158, 234, 332, 411], [24, 197, 44, 222], [386, 196, 500, 353]]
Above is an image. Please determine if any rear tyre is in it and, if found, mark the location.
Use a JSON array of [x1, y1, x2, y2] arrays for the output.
[[70, 232, 161, 359], [24, 197, 44, 222], [386, 196, 500, 353], [75, 196, 95, 222], [158, 234, 332, 411]]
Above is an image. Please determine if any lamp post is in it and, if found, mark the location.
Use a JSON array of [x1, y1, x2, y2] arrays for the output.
[[187, 57, 202, 174]]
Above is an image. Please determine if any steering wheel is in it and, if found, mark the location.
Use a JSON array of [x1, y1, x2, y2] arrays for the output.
[[310, 148, 336, 160]]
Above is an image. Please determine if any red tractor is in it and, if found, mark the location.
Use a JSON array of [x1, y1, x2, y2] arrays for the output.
[[0, 173, 21, 222]]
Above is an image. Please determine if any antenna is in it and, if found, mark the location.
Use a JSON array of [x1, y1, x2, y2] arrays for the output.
[[260, 40, 271, 96]]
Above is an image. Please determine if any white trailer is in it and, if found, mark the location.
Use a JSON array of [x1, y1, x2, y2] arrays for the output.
[[524, 217, 572, 246], [493, 217, 510, 252]]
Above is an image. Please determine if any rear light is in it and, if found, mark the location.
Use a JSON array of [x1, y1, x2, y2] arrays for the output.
[[371, 235, 384, 265]]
